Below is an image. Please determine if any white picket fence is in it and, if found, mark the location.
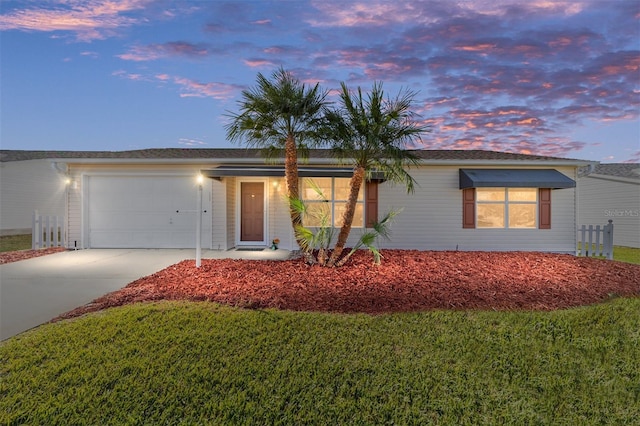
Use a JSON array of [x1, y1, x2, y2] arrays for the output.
[[32, 210, 65, 249], [577, 219, 613, 260]]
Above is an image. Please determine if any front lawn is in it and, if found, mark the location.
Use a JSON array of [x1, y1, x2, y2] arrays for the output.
[[0, 234, 31, 252], [2, 299, 639, 424], [609, 245, 640, 264]]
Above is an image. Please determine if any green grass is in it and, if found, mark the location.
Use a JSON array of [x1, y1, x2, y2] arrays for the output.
[[2, 299, 639, 425], [0, 234, 31, 252], [576, 244, 640, 265], [610, 246, 640, 265]]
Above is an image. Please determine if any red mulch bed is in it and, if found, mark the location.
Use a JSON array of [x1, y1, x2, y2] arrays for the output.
[[54, 250, 640, 320], [0, 247, 66, 265]]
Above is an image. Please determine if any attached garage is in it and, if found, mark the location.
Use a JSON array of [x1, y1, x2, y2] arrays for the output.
[[84, 175, 211, 248]]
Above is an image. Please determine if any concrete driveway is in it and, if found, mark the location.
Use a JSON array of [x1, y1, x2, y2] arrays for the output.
[[0, 249, 201, 340], [0, 248, 292, 341]]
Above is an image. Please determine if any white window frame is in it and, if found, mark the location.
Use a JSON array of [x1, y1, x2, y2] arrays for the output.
[[301, 177, 364, 228], [476, 187, 538, 229]]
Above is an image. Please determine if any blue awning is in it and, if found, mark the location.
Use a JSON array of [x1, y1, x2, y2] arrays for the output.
[[459, 169, 575, 189]]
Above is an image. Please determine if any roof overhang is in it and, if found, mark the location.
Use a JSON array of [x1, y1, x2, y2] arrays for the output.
[[582, 173, 640, 185], [459, 169, 576, 189], [202, 165, 385, 180]]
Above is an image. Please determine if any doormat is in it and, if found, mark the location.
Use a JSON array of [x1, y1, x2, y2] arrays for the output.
[[236, 248, 265, 252]]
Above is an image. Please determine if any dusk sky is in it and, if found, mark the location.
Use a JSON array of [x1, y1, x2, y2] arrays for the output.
[[1, 0, 639, 162]]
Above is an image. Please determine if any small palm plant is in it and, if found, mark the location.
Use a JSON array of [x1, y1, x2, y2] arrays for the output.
[[335, 209, 400, 267], [290, 179, 399, 266]]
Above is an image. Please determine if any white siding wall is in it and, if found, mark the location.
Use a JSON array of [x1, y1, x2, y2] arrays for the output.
[[210, 179, 228, 250], [0, 160, 68, 235], [577, 176, 640, 248], [67, 174, 83, 248], [225, 178, 236, 249], [378, 166, 578, 253], [268, 177, 296, 250]]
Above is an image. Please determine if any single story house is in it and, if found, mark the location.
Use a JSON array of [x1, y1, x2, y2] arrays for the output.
[[577, 163, 640, 248], [1, 148, 593, 253]]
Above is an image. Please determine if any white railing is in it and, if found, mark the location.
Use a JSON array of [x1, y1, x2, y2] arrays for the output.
[[577, 219, 613, 260], [32, 210, 65, 249]]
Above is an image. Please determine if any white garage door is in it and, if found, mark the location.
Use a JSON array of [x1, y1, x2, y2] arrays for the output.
[[87, 175, 211, 248]]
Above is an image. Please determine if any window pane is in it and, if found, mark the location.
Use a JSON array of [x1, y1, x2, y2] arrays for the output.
[[477, 204, 505, 228], [477, 189, 505, 201], [303, 202, 331, 227], [302, 178, 331, 201], [508, 204, 536, 228], [334, 202, 364, 227], [334, 178, 363, 201], [508, 188, 537, 202]]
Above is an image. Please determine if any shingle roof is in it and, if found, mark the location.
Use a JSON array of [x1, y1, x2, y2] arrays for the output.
[[411, 149, 582, 162], [579, 163, 640, 180], [0, 148, 586, 163], [0, 148, 268, 162]]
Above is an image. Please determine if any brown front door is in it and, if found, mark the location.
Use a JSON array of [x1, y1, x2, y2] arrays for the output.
[[240, 182, 264, 242]]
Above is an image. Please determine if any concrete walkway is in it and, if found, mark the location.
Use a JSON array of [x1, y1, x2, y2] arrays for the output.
[[0, 248, 291, 341]]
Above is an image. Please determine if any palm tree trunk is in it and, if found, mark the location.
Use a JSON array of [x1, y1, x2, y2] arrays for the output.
[[327, 166, 365, 267], [284, 133, 304, 248]]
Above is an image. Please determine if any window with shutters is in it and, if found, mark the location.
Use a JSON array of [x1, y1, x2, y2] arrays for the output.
[[464, 188, 551, 229], [476, 188, 537, 228], [301, 178, 364, 228]]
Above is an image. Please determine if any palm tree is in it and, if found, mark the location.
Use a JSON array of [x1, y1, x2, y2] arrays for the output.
[[324, 82, 429, 267], [225, 68, 329, 245]]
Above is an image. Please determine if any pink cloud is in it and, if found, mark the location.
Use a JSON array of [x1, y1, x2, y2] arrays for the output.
[[0, 0, 150, 41], [111, 69, 148, 82], [80, 51, 99, 58], [118, 42, 211, 61], [244, 59, 277, 68], [172, 77, 239, 100], [113, 71, 241, 100], [466, 0, 588, 18], [626, 151, 640, 163], [420, 132, 587, 158], [454, 43, 497, 53], [307, 1, 429, 27]]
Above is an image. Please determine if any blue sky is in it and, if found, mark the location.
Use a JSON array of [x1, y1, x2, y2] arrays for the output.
[[1, 0, 638, 162]]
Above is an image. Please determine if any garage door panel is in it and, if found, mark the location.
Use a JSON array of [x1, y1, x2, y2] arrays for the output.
[[90, 231, 134, 247], [88, 176, 211, 248]]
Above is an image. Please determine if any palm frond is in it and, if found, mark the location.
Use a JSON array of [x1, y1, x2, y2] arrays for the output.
[[372, 209, 401, 240], [288, 196, 307, 216], [224, 67, 330, 151], [323, 81, 429, 196]]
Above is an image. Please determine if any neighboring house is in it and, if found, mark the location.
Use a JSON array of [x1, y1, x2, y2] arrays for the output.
[[0, 153, 69, 236], [577, 163, 640, 248], [0, 148, 592, 253]]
